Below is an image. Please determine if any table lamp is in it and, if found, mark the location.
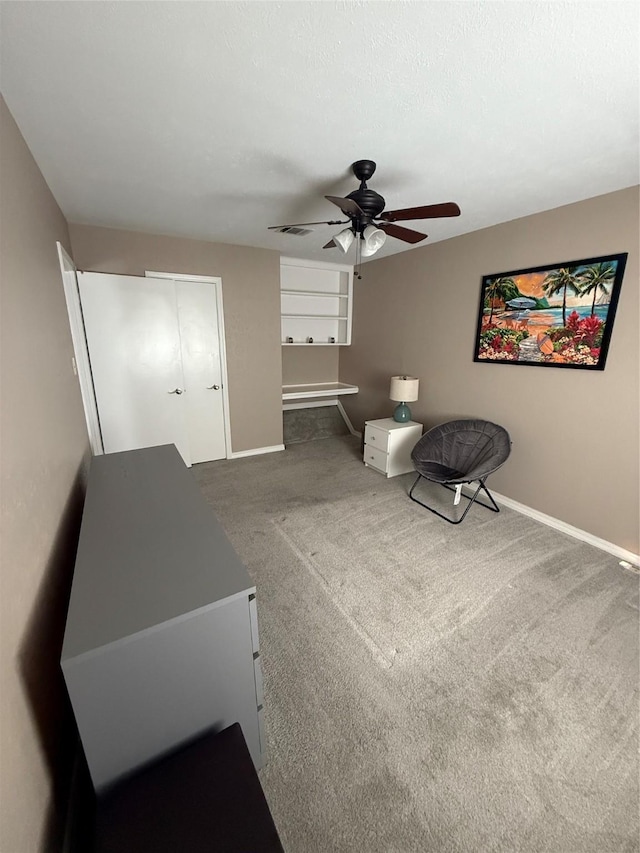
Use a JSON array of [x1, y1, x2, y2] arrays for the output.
[[390, 375, 419, 423]]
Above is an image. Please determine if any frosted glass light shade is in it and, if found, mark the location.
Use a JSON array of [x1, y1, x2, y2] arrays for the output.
[[390, 375, 419, 402], [361, 225, 386, 257], [333, 228, 354, 253]]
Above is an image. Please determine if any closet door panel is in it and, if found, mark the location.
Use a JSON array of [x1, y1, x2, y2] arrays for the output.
[[78, 272, 191, 465], [175, 281, 227, 463]]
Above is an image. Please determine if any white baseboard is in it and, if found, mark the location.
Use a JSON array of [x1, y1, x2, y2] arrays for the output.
[[462, 484, 639, 566], [229, 444, 285, 459]]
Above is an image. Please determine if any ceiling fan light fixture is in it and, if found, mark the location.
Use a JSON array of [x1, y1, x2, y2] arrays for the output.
[[361, 225, 386, 257], [333, 227, 354, 253]]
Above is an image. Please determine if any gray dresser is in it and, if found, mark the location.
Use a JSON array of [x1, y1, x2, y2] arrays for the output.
[[61, 444, 264, 793]]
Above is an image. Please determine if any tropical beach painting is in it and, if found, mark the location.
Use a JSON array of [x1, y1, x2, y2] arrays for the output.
[[473, 253, 628, 370]]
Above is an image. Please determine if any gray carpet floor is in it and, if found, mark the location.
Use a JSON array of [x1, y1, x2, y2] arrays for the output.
[[283, 405, 350, 444], [192, 436, 639, 853]]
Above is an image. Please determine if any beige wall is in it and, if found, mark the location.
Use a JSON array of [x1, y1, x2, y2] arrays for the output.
[[282, 345, 339, 385], [69, 225, 283, 453], [0, 97, 90, 851], [340, 187, 639, 554]]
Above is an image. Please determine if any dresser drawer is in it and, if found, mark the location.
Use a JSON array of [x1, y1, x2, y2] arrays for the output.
[[364, 443, 388, 473], [364, 423, 391, 453]]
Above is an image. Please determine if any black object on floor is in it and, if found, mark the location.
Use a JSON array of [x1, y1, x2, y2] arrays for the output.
[[94, 723, 284, 853]]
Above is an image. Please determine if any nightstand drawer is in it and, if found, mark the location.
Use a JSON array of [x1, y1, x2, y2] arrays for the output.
[[364, 443, 388, 473], [364, 424, 391, 453]]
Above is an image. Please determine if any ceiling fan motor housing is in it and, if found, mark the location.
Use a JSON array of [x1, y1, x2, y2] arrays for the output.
[[348, 161, 385, 230], [346, 188, 386, 230]]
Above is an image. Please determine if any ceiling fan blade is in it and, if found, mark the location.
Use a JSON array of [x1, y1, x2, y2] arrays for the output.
[[268, 219, 347, 230], [325, 195, 365, 218], [323, 239, 337, 249], [379, 202, 461, 222], [377, 222, 428, 244]]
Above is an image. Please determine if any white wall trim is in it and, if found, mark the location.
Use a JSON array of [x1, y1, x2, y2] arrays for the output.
[[145, 271, 223, 284], [57, 242, 104, 455], [280, 255, 353, 273], [461, 484, 639, 566], [230, 444, 285, 459]]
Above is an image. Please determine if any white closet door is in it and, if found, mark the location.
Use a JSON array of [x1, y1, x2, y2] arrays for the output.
[[175, 280, 226, 463], [77, 272, 191, 465]]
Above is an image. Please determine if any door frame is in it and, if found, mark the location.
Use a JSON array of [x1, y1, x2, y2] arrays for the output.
[[145, 271, 233, 459], [57, 242, 104, 455]]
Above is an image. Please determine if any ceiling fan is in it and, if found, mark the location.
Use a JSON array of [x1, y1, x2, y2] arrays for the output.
[[268, 159, 461, 257]]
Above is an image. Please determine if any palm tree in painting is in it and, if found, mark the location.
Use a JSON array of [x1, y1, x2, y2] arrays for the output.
[[485, 277, 516, 324], [579, 262, 616, 315], [542, 266, 582, 326]]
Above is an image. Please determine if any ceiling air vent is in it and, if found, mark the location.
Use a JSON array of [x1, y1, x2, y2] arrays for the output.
[[275, 226, 313, 236]]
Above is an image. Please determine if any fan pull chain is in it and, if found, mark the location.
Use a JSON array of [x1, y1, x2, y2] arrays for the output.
[[355, 233, 362, 280]]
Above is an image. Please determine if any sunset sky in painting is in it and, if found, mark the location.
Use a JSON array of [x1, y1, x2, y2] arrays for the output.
[[513, 272, 547, 298], [513, 269, 600, 306]]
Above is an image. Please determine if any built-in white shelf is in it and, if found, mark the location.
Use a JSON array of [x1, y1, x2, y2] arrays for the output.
[[282, 382, 359, 401], [282, 314, 349, 321], [281, 289, 349, 299], [281, 257, 354, 346]]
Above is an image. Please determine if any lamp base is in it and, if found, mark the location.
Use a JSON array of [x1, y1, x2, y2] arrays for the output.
[[393, 402, 412, 423]]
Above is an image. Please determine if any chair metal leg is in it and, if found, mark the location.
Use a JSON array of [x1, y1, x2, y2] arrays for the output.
[[408, 475, 501, 524]]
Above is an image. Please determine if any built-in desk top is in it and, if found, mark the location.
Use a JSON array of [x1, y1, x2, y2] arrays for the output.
[[62, 445, 253, 662], [282, 381, 358, 400]]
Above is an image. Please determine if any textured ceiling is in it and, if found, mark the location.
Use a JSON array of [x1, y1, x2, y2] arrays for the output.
[[1, 1, 638, 262]]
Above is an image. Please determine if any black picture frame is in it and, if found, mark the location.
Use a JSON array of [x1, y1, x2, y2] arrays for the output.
[[472, 253, 628, 370]]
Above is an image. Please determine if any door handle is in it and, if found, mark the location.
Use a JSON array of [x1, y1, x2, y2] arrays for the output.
[[207, 384, 221, 390], [168, 388, 184, 395]]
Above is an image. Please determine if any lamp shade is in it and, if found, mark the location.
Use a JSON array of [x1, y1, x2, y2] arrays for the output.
[[361, 225, 386, 257], [333, 228, 354, 253], [390, 375, 419, 402]]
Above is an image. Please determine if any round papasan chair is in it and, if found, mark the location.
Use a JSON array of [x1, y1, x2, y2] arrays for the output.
[[409, 419, 511, 524]]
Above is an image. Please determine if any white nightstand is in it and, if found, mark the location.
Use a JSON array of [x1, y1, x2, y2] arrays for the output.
[[363, 418, 423, 478]]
